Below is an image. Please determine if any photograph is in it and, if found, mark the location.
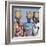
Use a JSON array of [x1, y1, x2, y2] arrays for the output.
[[12, 7, 39, 37]]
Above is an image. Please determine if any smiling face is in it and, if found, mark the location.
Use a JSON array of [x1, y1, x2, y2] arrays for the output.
[[15, 11, 21, 19], [27, 11, 33, 19], [35, 12, 39, 19]]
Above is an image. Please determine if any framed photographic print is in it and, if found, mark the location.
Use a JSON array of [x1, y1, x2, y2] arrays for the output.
[[5, 1, 45, 44]]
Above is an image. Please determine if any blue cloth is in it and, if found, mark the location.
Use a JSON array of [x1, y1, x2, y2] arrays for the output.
[[24, 23, 33, 30]]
